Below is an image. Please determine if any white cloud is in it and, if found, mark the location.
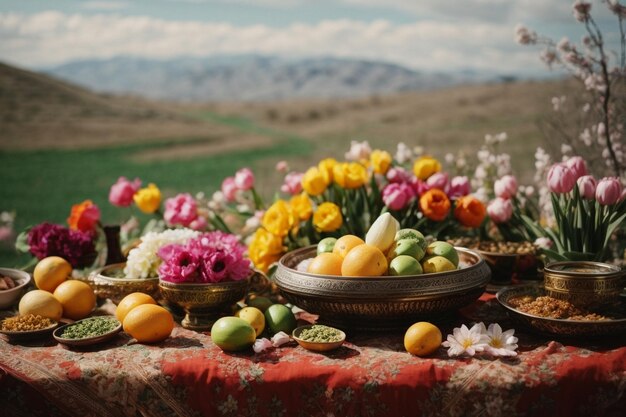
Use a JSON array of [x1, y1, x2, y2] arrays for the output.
[[81, 1, 130, 11], [0, 11, 543, 74]]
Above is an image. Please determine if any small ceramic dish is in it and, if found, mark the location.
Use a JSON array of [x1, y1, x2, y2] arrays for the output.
[[292, 324, 346, 352], [0, 268, 32, 309], [0, 320, 59, 342], [53, 317, 122, 347]]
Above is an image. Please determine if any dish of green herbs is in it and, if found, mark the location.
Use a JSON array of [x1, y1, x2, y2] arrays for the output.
[[58, 316, 121, 340], [296, 325, 344, 343]]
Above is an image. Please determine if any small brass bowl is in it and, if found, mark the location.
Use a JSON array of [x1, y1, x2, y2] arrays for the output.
[[543, 261, 625, 309], [292, 324, 346, 352], [159, 276, 251, 331], [274, 246, 490, 330], [88, 263, 160, 304], [477, 250, 539, 284]]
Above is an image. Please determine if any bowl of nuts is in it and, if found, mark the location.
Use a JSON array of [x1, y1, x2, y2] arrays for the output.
[[0, 268, 32, 309]]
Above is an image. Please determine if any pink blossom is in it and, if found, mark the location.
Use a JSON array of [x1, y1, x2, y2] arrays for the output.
[[448, 176, 470, 199], [275, 161, 289, 173], [253, 338, 273, 353], [189, 216, 208, 231], [200, 251, 250, 283], [281, 172, 304, 195], [234, 168, 255, 191], [120, 217, 140, 234], [157, 245, 200, 283], [576, 175, 597, 199], [271, 331, 291, 347], [109, 176, 141, 207], [595, 177, 623, 205], [534, 237, 553, 250], [411, 178, 429, 196], [572, 1, 591, 22], [494, 175, 518, 199], [565, 156, 588, 180], [382, 183, 415, 211], [221, 177, 237, 202], [345, 140, 372, 161], [386, 167, 412, 184], [487, 198, 513, 224], [426, 172, 449, 192], [164, 193, 198, 227], [547, 163, 576, 194], [0, 226, 12, 241], [515, 24, 536, 45]]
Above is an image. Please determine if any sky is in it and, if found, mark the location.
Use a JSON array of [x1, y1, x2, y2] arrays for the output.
[[0, 0, 621, 76]]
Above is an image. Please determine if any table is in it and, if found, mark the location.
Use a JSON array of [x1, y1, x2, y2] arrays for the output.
[[1, 294, 625, 417]]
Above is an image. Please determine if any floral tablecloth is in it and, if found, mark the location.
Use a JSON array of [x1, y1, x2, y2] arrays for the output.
[[1, 294, 625, 417]]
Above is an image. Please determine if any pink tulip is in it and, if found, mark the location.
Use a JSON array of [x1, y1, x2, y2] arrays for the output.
[[386, 167, 411, 184], [164, 193, 198, 227], [547, 163, 576, 194], [280, 172, 304, 195], [565, 156, 588, 180], [275, 161, 289, 173], [595, 177, 623, 205], [426, 172, 449, 192], [576, 175, 596, 199], [487, 197, 513, 224], [448, 176, 470, 199], [234, 168, 255, 191], [109, 176, 141, 207], [382, 183, 415, 211], [411, 177, 429, 196], [221, 177, 237, 202], [621, 188, 626, 203], [494, 175, 518, 199]]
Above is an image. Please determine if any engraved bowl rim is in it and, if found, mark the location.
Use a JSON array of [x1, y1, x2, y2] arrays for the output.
[[544, 261, 623, 278]]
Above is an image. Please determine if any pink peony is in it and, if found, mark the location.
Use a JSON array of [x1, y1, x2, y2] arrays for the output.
[[576, 175, 597, 200], [234, 168, 255, 191], [487, 198, 513, 224], [157, 245, 200, 283], [27, 222, 96, 267], [494, 175, 518, 199], [547, 163, 576, 194], [221, 177, 237, 202], [426, 172, 449, 192], [281, 172, 304, 195], [448, 176, 470, 199], [109, 176, 141, 207], [565, 156, 588, 180], [382, 182, 415, 211], [386, 167, 411, 184], [164, 193, 198, 227], [595, 177, 623, 205]]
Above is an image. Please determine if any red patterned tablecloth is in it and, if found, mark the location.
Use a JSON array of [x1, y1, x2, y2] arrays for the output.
[[1, 294, 625, 417]]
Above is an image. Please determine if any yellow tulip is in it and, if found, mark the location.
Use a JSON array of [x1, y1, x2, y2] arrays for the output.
[[302, 167, 327, 196], [133, 183, 161, 214], [262, 200, 297, 237], [318, 158, 337, 185], [413, 156, 441, 180], [333, 162, 368, 189], [313, 202, 343, 232], [289, 193, 313, 221], [248, 228, 284, 273], [370, 150, 392, 175]]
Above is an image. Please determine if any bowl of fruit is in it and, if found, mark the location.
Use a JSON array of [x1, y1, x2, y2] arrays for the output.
[[274, 214, 491, 330]]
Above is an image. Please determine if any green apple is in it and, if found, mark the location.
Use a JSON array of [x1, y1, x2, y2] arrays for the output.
[[264, 304, 297, 335], [317, 237, 338, 254], [426, 241, 459, 267], [422, 256, 457, 273], [389, 255, 423, 276], [395, 228, 427, 251], [389, 238, 425, 261]]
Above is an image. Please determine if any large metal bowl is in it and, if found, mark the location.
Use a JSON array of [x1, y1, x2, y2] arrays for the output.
[[274, 246, 490, 330]]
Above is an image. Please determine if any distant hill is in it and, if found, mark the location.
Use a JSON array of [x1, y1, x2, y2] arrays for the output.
[[45, 55, 499, 102]]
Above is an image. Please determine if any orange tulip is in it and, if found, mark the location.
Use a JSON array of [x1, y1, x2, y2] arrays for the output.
[[454, 195, 486, 228], [67, 200, 100, 232], [419, 189, 451, 221]]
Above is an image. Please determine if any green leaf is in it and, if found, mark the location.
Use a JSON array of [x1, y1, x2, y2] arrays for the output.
[[539, 248, 569, 263], [15, 230, 30, 253]]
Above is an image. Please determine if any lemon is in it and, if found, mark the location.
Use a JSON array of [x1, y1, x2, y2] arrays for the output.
[[404, 322, 442, 356], [236, 306, 266, 337]]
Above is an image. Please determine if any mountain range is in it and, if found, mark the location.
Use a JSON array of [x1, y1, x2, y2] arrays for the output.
[[45, 55, 502, 102]]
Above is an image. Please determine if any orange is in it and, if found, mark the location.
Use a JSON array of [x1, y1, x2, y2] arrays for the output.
[[18, 289, 63, 321], [123, 304, 174, 343], [307, 252, 343, 276], [33, 256, 72, 292], [115, 292, 157, 322], [53, 280, 96, 320], [332, 235, 365, 259], [340, 244, 388, 277], [404, 322, 442, 356]]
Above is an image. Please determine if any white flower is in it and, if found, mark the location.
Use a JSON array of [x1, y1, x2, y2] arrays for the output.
[[515, 24, 536, 45], [253, 338, 273, 353], [484, 323, 518, 357], [395, 142, 413, 164], [271, 331, 291, 347], [345, 140, 371, 162], [442, 323, 488, 357], [534, 237, 553, 249]]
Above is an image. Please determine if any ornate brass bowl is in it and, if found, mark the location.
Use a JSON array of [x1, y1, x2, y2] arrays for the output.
[[274, 246, 490, 330], [88, 263, 160, 304], [543, 261, 625, 309], [159, 276, 251, 331]]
